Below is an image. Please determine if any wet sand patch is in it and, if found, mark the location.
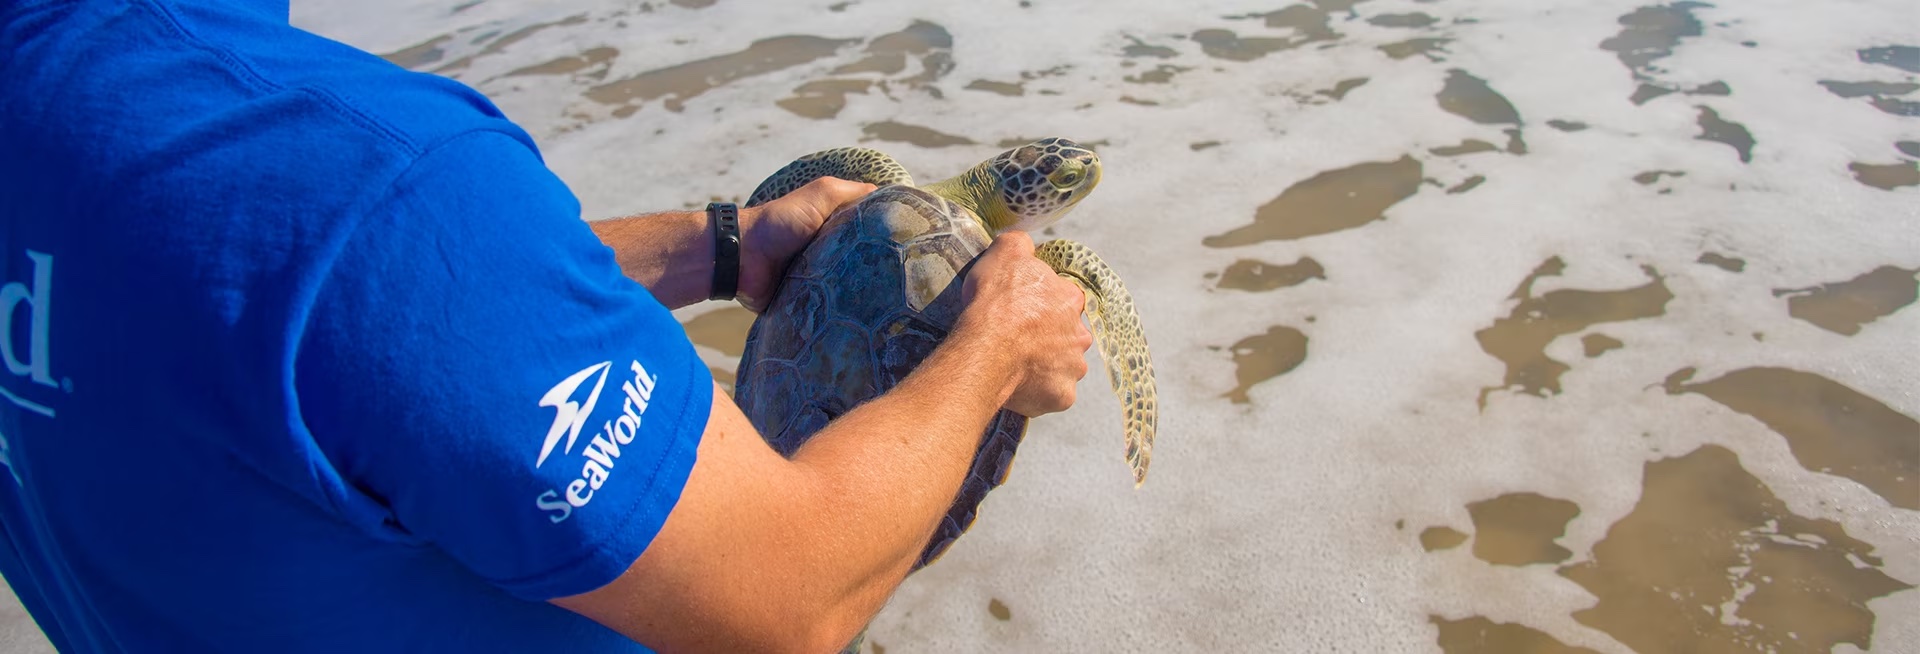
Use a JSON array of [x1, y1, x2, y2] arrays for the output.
[[1600, 2, 1709, 79], [1437, 70, 1520, 126], [1420, 527, 1468, 552], [1772, 265, 1919, 334], [1368, 13, 1436, 29], [1237, 4, 1339, 44], [1818, 80, 1919, 117], [1466, 492, 1579, 566], [1194, 2, 1349, 62], [380, 34, 452, 69], [1430, 140, 1498, 157], [1190, 29, 1295, 62], [1122, 35, 1178, 59], [776, 79, 873, 119], [1689, 80, 1730, 96], [668, 0, 715, 7], [1317, 77, 1368, 100], [1631, 83, 1674, 105], [1211, 257, 1325, 292], [682, 306, 755, 357], [435, 14, 591, 74], [505, 46, 618, 78], [1695, 251, 1744, 272], [586, 35, 857, 113], [966, 66, 1069, 97], [1475, 258, 1672, 407], [832, 20, 953, 89], [1430, 616, 1600, 654], [1437, 70, 1525, 153], [964, 79, 1024, 96], [1558, 445, 1913, 653], [1849, 161, 1920, 189], [1897, 140, 1920, 158], [1309, 0, 1362, 13], [1223, 325, 1309, 404], [1693, 106, 1754, 163], [862, 121, 975, 148], [1635, 80, 1733, 103], [1818, 80, 1919, 98], [1545, 119, 1588, 132], [1124, 64, 1190, 85], [1380, 37, 1450, 61], [1871, 97, 1920, 116], [1580, 333, 1623, 357], [1630, 170, 1684, 185], [1202, 156, 1423, 247], [1859, 45, 1919, 73], [1445, 175, 1486, 195], [1663, 367, 1918, 510]]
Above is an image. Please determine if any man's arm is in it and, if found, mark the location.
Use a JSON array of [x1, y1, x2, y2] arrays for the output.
[[589, 177, 875, 312], [553, 232, 1092, 653]]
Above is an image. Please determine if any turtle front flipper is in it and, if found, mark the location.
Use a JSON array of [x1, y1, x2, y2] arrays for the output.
[[745, 147, 917, 207], [1035, 239, 1157, 486]]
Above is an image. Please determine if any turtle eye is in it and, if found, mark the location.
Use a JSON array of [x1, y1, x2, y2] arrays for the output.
[[1049, 161, 1085, 188]]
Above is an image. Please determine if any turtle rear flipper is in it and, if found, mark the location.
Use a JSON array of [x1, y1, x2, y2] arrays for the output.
[[1036, 239, 1158, 486]]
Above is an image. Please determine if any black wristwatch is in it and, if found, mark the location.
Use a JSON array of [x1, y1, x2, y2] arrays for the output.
[[707, 202, 740, 301]]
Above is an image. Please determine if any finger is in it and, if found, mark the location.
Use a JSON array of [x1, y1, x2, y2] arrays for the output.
[[1051, 275, 1088, 314]]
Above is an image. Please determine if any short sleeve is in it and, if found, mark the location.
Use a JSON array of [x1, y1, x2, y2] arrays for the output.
[[294, 130, 713, 601]]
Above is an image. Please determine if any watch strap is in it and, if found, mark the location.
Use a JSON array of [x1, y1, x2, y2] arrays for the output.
[[707, 202, 741, 301]]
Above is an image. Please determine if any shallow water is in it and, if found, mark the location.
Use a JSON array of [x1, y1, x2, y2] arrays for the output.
[[5, 1, 1899, 652]]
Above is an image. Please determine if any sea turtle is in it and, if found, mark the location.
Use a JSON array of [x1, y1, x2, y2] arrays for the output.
[[733, 138, 1157, 569]]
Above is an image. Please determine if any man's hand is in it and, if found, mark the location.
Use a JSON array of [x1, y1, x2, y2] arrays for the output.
[[956, 231, 1093, 417], [590, 177, 873, 312], [737, 177, 876, 313]]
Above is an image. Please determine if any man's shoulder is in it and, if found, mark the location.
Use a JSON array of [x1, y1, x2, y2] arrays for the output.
[[3, 0, 533, 185]]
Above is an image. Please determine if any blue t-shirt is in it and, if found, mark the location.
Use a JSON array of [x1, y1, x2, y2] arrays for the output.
[[0, 0, 713, 650]]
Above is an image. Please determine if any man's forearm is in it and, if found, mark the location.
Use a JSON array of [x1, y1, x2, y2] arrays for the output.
[[551, 231, 1083, 653], [590, 211, 715, 310], [779, 317, 1022, 644]]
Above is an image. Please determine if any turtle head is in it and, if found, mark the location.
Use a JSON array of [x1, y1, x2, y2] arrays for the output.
[[923, 138, 1101, 235], [983, 138, 1102, 234]]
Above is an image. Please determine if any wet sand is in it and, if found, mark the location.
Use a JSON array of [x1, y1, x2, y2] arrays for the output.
[[3, 1, 1898, 652]]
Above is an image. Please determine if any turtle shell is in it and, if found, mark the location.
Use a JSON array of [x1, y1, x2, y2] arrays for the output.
[[735, 185, 1028, 567]]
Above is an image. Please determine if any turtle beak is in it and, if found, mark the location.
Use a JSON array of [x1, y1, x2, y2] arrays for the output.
[[1080, 162, 1103, 198]]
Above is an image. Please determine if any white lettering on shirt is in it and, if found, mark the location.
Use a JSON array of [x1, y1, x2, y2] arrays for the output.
[[534, 360, 659, 524]]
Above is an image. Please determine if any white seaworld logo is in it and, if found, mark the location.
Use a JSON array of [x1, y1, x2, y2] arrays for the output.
[[533, 359, 660, 524]]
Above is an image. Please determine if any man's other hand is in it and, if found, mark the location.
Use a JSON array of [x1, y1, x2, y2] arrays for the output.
[[737, 177, 876, 313], [957, 231, 1093, 417]]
